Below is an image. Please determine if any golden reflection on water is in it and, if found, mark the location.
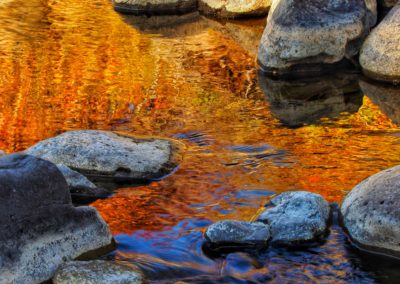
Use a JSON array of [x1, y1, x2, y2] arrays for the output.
[[1, 0, 400, 236]]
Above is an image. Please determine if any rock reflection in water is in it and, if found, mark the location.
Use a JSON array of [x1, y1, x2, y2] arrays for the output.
[[259, 72, 364, 128], [360, 79, 400, 126]]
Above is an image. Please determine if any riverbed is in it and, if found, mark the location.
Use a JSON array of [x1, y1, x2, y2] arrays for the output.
[[1, 0, 400, 282]]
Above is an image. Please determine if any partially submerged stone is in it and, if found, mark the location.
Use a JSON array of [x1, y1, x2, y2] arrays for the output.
[[0, 150, 5, 157], [113, 0, 198, 15], [0, 154, 113, 284], [53, 260, 146, 284], [199, 0, 271, 19], [257, 191, 331, 246], [341, 165, 400, 258], [204, 220, 270, 248], [258, 0, 376, 76], [360, 2, 400, 84], [56, 164, 110, 203], [25, 130, 184, 181]]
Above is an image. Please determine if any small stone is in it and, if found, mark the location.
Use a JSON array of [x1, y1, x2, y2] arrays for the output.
[[257, 191, 331, 246], [53, 260, 146, 284], [204, 220, 270, 246], [113, 0, 197, 15], [341, 165, 400, 257], [360, 2, 400, 84], [199, 0, 271, 19], [25, 130, 184, 181]]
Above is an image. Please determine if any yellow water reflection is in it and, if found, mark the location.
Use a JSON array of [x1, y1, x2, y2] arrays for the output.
[[1, 0, 400, 237]]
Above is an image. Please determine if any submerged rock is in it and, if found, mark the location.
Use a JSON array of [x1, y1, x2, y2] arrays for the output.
[[257, 191, 331, 246], [258, 0, 376, 75], [341, 165, 400, 257], [259, 72, 363, 127], [56, 164, 110, 203], [53, 260, 145, 284], [360, 79, 400, 125], [0, 154, 113, 284], [204, 220, 270, 248], [199, 0, 271, 19], [113, 0, 197, 15], [25, 130, 184, 181], [360, 3, 400, 84]]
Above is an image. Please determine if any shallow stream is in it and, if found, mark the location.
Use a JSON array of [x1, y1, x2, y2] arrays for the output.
[[1, 0, 400, 282]]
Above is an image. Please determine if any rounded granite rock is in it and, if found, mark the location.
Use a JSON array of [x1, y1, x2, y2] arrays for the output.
[[360, 2, 400, 84], [341, 165, 400, 257], [199, 0, 271, 19], [25, 130, 185, 182], [257, 191, 331, 246]]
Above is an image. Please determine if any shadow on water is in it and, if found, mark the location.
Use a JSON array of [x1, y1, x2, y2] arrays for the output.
[[258, 71, 364, 128]]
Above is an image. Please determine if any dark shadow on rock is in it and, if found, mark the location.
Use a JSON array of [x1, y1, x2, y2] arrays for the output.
[[258, 71, 364, 128], [360, 78, 400, 126]]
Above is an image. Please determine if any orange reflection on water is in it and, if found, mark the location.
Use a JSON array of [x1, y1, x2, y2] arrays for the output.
[[1, 0, 400, 237]]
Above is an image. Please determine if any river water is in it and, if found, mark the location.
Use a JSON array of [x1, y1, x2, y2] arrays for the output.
[[1, 0, 400, 282]]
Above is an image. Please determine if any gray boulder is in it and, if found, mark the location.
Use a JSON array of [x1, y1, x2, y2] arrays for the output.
[[53, 260, 146, 284], [56, 164, 110, 202], [25, 130, 184, 181], [0, 154, 113, 284], [257, 191, 331, 246], [360, 2, 400, 84], [113, 0, 197, 15], [199, 0, 271, 18], [204, 220, 270, 248], [258, 0, 377, 75], [341, 165, 400, 257]]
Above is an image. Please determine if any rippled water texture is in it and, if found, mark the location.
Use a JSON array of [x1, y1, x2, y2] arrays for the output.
[[1, 0, 400, 282]]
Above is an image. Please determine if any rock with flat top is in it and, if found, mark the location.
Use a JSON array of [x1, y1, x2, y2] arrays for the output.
[[199, 0, 271, 18], [113, 0, 197, 15]]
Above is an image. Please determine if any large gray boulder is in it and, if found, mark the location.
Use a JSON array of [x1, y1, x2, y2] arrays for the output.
[[113, 0, 197, 15], [259, 72, 363, 127], [25, 130, 184, 181], [258, 0, 377, 75], [204, 220, 270, 248], [360, 79, 400, 125], [53, 261, 146, 284], [360, 2, 400, 84], [341, 165, 400, 257], [0, 154, 113, 284], [199, 0, 271, 18], [257, 191, 331, 246]]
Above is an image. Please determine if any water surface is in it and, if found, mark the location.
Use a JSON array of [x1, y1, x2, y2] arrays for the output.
[[1, 0, 400, 282]]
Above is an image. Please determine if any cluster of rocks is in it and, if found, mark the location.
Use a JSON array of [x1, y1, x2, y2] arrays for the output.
[[257, 0, 400, 84], [113, 0, 273, 18], [205, 167, 400, 260], [0, 130, 184, 283]]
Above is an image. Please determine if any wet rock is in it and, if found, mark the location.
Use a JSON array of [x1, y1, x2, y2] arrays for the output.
[[360, 3, 400, 84], [199, 0, 271, 19], [0, 150, 5, 157], [113, 0, 198, 15], [258, 0, 377, 76], [257, 191, 331, 246], [0, 154, 113, 284], [56, 164, 110, 203], [204, 220, 270, 248], [25, 130, 184, 181], [259, 72, 363, 127], [341, 165, 400, 257], [53, 260, 146, 284], [360, 79, 400, 125]]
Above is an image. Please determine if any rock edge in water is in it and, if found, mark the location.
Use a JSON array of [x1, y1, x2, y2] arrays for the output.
[[113, 0, 198, 15], [199, 0, 271, 19]]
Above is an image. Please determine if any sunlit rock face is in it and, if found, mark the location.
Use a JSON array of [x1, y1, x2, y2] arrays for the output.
[[259, 72, 363, 128], [360, 80, 400, 125], [341, 165, 400, 258], [257, 191, 331, 246], [360, 3, 400, 84], [0, 154, 113, 284], [257, 0, 377, 75], [25, 130, 185, 181], [199, 0, 271, 18], [113, 0, 197, 15], [53, 261, 146, 284]]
